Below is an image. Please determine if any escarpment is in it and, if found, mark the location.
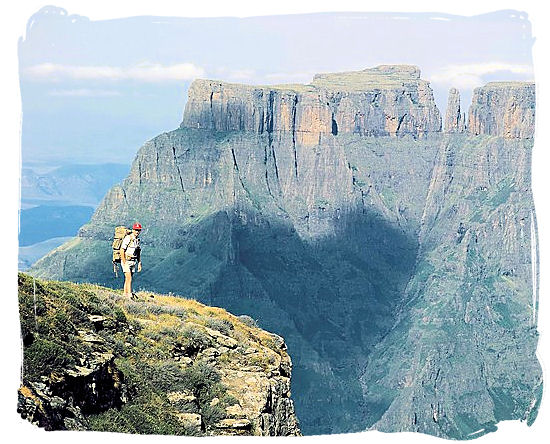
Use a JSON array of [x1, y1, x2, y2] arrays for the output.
[[182, 65, 442, 143], [29, 67, 541, 439], [468, 82, 535, 138]]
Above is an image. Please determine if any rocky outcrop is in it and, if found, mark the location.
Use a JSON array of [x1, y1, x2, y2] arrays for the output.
[[213, 332, 299, 436], [17, 273, 301, 436], [182, 65, 441, 143], [444, 88, 466, 133], [468, 82, 535, 138], [18, 351, 125, 430]]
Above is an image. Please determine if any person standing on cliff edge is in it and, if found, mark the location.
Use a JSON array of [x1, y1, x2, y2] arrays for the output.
[[120, 222, 142, 298]]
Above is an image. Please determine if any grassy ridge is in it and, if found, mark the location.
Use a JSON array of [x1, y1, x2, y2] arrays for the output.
[[18, 273, 290, 435]]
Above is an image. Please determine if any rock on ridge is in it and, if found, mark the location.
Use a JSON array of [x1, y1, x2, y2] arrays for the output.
[[17, 274, 301, 436], [181, 65, 441, 143], [468, 82, 535, 139], [444, 88, 466, 133]]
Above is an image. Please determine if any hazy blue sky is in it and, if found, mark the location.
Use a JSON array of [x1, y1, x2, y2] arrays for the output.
[[18, 6, 534, 166]]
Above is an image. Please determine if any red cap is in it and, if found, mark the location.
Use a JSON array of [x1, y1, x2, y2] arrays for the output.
[[132, 223, 142, 230]]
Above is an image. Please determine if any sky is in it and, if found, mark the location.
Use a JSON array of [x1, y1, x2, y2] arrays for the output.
[[18, 6, 535, 166]]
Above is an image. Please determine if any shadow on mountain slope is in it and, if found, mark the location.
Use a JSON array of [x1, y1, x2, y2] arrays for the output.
[[31, 206, 419, 434]]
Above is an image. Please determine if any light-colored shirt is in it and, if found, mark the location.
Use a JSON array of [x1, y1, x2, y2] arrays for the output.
[[121, 234, 140, 260]]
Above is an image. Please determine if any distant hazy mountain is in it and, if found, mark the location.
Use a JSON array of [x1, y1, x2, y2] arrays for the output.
[[19, 205, 94, 246], [18, 236, 72, 271], [20, 163, 129, 208], [18, 163, 129, 268]]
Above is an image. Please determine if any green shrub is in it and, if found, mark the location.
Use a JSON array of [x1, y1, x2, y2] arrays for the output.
[[128, 319, 142, 333], [146, 305, 166, 316], [88, 399, 194, 435], [143, 330, 163, 342], [43, 310, 75, 339], [181, 361, 222, 404], [24, 338, 75, 379], [162, 306, 188, 318], [124, 302, 186, 318], [125, 335, 139, 347], [201, 402, 225, 424], [238, 315, 258, 328], [178, 327, 213, 356], [112, 339, 129, 357], [66, 305, 89, 324], [142, 361, 188, 392], [158, 325, 180, 338], [205, 318, 234, 336], [125, 302, 149, 316]]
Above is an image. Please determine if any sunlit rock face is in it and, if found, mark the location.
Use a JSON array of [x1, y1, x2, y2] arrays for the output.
[[182, 65, 441, 143], [468, 82, 535, 139], [444, 88, 466, 133], [31, 67, 541, 439]]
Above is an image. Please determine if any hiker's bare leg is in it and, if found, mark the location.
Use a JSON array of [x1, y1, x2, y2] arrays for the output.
[[124, 272, 132, 296]]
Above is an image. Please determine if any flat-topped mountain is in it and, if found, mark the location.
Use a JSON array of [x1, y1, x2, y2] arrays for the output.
[[182, 65, 442, 141], [30, 66, 541, 438], [311, 64, 423, 88]]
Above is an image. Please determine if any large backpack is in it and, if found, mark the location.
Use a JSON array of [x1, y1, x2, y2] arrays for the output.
[[112, 226, 131, 274]]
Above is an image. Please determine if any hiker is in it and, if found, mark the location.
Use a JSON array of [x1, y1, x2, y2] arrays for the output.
[[120, 222, 142, 297]]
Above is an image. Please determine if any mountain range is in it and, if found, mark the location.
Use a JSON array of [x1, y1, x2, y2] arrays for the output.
[[30, 65, 541, 439]]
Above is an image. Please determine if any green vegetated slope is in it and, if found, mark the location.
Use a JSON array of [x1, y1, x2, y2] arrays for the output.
[[360, 135, 542, 438], [17, 273, 300, 436]]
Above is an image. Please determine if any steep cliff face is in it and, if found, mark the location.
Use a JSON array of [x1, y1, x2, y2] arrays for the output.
[[182, 65, 441, 143], [364, 83, 541, 438], [18, 273, 300, 436], [360, 133, 541, 438], [30, 69, 541, 438], [468, 82, 535, 139], [444, 88, 466, 133]]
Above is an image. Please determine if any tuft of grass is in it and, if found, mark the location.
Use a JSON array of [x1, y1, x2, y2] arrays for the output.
[[24, 338, 76, 380], [238, 315, 258, 328], [204, 317, 234, 336]]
